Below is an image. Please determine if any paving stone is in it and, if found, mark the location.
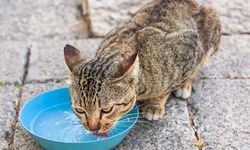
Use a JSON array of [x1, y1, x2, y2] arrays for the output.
[[0, 0, 87, 40], [200, 35, 250, 78], [83, 0, 149, 36], [27, 35, 250, 82], [116, 97, 196, 150], [0, 85, 19, 149], [27, 38, 102, 81], [13, 82, 67, 150], [0, 41, 27, 83], [85, 0, 249, 36], [190, 79, 250, 149]]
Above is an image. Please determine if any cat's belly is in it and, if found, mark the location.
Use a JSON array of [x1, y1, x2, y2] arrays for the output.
[[136, 70, 185, 100], [136, 67, 194, 100]]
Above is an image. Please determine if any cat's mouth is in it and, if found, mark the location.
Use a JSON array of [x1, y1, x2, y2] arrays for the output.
[[92, 132, 108, 137], [83, 96, 137, 134]]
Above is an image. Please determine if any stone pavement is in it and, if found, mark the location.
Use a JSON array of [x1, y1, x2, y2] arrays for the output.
[[0, 0, 249, 150]]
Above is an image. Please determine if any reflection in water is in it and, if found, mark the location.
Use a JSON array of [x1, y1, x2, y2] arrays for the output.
[[30, 103, 137, 142]]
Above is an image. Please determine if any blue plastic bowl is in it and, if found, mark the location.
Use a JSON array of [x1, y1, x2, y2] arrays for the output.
[[20, 87, 139, 150]]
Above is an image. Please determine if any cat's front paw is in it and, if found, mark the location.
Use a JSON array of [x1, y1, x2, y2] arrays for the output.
[[142, 105, 165, 121]]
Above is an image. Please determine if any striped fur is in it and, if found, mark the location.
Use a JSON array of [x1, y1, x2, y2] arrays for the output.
[[64, 0, 221, 131]]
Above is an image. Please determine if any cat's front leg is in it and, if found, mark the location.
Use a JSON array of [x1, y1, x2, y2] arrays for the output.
[[142, 93, 170, 121]]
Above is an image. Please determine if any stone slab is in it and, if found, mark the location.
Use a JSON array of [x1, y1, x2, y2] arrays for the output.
[[116, 98, 196, 150], [27, 35, 250, 82], [0, 85, 19, 149], [13, 82, 67, 150], [190, 79, 250, 149], [0, 0, 87, 40], [27, 38, 102, 81], [84, 0, 149, 36], [85, 0, 249, 36], [0, 41, 27, 83], [200, 35, 250, 78]]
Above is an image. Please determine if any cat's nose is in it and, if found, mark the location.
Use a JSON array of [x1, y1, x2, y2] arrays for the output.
[[87, 118, 100, 132]]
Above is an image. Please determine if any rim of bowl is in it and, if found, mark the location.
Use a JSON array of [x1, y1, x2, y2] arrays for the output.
[[20, 86, 139, 144]]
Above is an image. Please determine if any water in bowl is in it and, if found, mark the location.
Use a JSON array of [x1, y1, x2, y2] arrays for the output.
[[30, 102, 137, 142]]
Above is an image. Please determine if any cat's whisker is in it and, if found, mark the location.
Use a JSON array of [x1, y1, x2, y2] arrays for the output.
[[55, 116, 76, 125], [119, 112, 145, 118], [137, 103, 148, 107], [112, 130, 121, 135], [120, 114, 138, 118], [112, 128, 126, 133], [119, 116, 147, 120], [137, 103, 147, 107], [119, 114, 138, 119], [119, 120, 149, 124], [118, 120, 145, 124], [109, 129, 120, 135], [117, 120, 148, 125], [114, 125, 132, 128]]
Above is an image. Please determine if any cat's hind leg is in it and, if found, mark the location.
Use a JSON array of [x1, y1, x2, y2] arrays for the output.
[[174, 79, 192, 99], [194, 4, 221, 60], [142, 93, 170, 120], [175, 4, 221, 99]]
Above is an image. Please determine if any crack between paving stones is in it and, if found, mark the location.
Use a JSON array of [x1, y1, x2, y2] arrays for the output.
[[90, 32, 250, 38], [20, 76, 250, 85], [199, 76, 250, 80], [186, 98, 203, 150], [26, 78, 68, 84], [7, 46, 31, 150], [26, 76, 250, 85], [222, 32, 250, 36]]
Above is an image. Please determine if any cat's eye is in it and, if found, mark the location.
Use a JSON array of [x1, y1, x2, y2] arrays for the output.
[[74, 107, 86, 114], [101, 106, 114, 114]]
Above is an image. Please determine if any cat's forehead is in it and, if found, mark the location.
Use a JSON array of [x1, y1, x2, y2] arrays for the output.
[[74, 59, 114, 80]]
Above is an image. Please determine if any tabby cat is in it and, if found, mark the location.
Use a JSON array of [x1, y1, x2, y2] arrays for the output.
[[64, 0, 221, 133]]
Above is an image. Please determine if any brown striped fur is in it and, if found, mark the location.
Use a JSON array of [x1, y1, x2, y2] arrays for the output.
[[64, 0, 221, 132]]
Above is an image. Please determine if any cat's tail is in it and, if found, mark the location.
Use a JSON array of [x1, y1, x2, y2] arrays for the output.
[[193, 4, 221, 64]]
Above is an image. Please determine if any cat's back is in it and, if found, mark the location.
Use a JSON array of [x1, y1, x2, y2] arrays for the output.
[[132, 0, 196, 32], [97, 0, 197, 55]]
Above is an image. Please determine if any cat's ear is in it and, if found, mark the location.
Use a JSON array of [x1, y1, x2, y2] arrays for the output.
[[112, 52, 139, 82], [119, 52, 138, 75], [64, 44, 85, 71]]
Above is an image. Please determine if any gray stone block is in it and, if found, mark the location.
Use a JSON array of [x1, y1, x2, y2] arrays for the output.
[[0, 0, 87, 40], [200, 35, 250, 78], [85, 0, 249, 36], [83, 0, 149, 36], [27, 38, 102, 81], [0, 85, 19, 149], [27, 35, 250, 82], [13, 82, 67, 150], [189, 79, 250, 149], [116, 98, 196, 150], [14, 122, 44, 150], [0, 41, 27, 82]]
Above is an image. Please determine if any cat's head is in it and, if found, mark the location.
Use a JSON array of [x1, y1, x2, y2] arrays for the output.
[[64, 44, 139, 133]]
